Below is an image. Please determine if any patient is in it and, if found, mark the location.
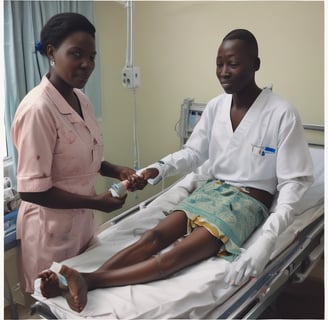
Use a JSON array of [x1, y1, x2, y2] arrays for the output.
[[38, 29, 313, 313]]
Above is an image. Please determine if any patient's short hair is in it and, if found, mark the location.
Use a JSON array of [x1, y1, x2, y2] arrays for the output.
[[223, 29, 259, 58], [40, 12, 95, 56]]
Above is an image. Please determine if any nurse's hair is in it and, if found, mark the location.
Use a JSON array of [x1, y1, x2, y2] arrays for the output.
[[38, 12, 95, 56], [223, 29, 259, 58]]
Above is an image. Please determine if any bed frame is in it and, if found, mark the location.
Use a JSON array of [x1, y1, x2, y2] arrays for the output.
[[31, 214, 324, 319], [30, 125, 324, 319]]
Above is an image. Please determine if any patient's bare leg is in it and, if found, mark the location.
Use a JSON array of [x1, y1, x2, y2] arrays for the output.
[[38, 266, 87, 313], [96, 210, 189, 271], [39, 211, 222, 312], [59, 264, 88, 313], [62, 223, 221, 312], [38, 211, 188, 303]]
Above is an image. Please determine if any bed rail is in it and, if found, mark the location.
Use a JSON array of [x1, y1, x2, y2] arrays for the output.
[[303, 124, 324, 131], [31, 301, 57, 319], [31, 123, 324, 320], [98, 182, 179, 232], [218, 214, 324, 319], [303, 124, 324, 148]]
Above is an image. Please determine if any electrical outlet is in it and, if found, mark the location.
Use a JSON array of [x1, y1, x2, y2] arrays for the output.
[[122, 66, 140, 89]]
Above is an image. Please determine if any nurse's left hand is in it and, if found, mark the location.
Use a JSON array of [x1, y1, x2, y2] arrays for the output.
[[95, 192, 127, 212]]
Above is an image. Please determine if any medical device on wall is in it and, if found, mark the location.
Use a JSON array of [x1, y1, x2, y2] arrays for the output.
[[122, 65, 140, 89], [177, 98, 206, 147], [4, 157, 20, 213], [3, 176, 20, 214]]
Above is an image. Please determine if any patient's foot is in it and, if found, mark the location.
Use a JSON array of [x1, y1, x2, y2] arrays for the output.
[[38, 270, 64, 298], [60, 265, 88, 313]]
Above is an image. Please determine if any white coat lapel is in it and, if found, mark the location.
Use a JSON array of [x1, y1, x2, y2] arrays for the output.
[[230, 89, 270, 145]]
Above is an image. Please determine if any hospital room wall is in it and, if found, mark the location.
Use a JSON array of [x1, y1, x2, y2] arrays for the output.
[[93, 1, 324, 224]]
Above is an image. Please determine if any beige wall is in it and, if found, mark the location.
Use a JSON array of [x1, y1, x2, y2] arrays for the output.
[[93, 1, 324, 223]]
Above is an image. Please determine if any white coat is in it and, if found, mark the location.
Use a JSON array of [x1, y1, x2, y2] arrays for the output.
[[159, 88, 313, 238]]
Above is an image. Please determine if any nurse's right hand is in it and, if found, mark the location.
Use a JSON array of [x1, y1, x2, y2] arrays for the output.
[[94, 192, 127, 212]]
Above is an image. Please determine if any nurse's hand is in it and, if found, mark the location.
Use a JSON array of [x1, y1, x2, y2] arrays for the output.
[[95, 192, 127, 212], [117, 166, 136, 181]]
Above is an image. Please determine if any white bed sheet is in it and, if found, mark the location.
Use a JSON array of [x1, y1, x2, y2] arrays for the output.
[[33, 147, 324, 319]]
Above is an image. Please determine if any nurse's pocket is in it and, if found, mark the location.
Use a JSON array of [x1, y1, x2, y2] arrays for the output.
[[92, 141, 104, 166], [44, 210, 73, 236]]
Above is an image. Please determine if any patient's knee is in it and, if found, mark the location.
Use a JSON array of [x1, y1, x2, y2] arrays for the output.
[[140, 229, 163, 248]]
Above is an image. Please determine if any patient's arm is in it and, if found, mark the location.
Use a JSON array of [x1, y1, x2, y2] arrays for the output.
[[224, 231, 275, 285]]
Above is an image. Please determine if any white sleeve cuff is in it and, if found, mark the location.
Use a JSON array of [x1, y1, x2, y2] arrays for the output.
[[50, 262, 68, 287], [145, 161, 166, 185], [50, 262, 62, 274]]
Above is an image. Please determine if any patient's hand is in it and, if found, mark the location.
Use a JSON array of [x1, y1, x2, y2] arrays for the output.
[[127, 174, 148, 191], [139, 168, 159, 181], [224, 232, 275, 286]]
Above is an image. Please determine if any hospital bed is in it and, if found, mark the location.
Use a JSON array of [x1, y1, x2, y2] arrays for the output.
[[31, 123, 324, 319]]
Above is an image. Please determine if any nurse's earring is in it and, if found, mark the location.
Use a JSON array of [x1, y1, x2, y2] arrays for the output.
[[50, 59, 55, 67]]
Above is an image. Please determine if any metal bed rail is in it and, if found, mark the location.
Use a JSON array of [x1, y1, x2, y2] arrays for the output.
[[31, 213, 324, 320], [31, 301, 57, 319], [218, 210, 324, 319], [217, 133, 324, 319], [303, 124, 324, 131], [303, 124, 324, 148], [30, 124, 324, 320]]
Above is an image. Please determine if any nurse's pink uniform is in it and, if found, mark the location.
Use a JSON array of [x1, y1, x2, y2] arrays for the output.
[[11, 76, 103, 293]]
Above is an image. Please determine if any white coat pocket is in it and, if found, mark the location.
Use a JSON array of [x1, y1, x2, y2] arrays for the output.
[[249, 144, 277, 180]]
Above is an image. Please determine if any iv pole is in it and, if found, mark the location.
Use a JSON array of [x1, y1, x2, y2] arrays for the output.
[[126, 0, 133, 68], [124, 0, 140, 172]]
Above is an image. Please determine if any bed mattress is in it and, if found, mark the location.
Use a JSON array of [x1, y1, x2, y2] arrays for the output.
[[32, 147, 324, 319]]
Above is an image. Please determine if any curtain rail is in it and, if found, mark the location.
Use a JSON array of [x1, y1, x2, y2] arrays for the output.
[[304, 124, 324, 131]]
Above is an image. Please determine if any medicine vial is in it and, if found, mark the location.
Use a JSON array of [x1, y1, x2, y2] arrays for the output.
[[110, 180, 129, 198]]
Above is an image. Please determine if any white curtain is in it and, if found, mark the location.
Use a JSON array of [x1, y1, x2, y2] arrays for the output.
[[4, 0, 102, 181]]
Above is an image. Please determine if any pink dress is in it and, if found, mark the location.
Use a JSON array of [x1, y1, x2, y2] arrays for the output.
[[11, 76, 103, 292]]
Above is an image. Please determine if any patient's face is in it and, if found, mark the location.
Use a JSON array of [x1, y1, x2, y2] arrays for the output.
[[216, 39, 257, 94]]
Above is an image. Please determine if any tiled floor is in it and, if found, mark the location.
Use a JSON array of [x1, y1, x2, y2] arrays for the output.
[[4, 259, 324, 319]]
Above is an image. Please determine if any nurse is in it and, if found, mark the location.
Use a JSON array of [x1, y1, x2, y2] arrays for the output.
[[38, 29, 313, 313], [11, 12, 145, 294]]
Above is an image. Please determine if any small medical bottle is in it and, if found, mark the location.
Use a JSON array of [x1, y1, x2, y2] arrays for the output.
[[110, 180, 129, 198]]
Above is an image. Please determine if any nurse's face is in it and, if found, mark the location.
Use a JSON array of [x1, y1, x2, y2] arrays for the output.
[[48, 31, 96, 89], [216, 39, 258, 94]]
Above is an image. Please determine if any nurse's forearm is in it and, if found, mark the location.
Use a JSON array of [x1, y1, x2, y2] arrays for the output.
[[19, 187, 121, 212], [99, 161, 122, 179]]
